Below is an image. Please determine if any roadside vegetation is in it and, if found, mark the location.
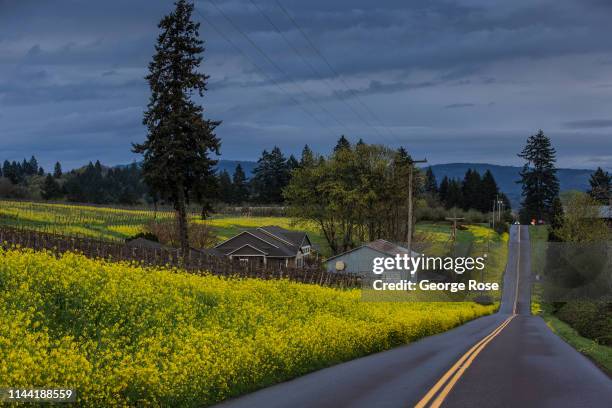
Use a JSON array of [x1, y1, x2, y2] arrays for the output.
[[539, 304, 612, 375], [530, 192, 612, 372], [0, 248, 496, 406]]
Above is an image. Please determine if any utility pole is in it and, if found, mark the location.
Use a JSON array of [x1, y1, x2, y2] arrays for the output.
[[445, 216, 465, 243], [407, 158, 427, 254], [492, 199, 496, 231]]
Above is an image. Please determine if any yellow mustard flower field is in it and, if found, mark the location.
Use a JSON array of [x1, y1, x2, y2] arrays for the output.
[[0, 248, 497, 406]]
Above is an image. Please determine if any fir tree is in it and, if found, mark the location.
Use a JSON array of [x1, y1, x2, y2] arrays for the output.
[[461, 169, 482, 211], [300, 144, 315, 167], [287, 155, 299, 172], [424, 167, 438, 196], [28, 156, 39, 175], [549, 196, 564, 241], [587, 167, 611, 204], [517, 130, 560, 223], [333, 135, 351, 152], [53, 162, 63, 178], [439, 176, 450, 204], [132, 0, 221, 255], [445, 179, 463, 209], [251, 147, 289, 203], [232, 164, 249, 204], [480, 169, 500, 213], [217, 170, 233, 203], [41, 174, 63, 200]]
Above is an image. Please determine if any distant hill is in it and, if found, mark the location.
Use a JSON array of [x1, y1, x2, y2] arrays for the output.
[[115, 160, 258, 177], [428, 163, 594, 209], [215, 160, 257, 177]]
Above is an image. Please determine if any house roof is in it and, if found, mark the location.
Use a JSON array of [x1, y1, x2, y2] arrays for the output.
[[215, 226, 311, 258], [258, 226, 310, 246], [325, 239, 421, 263]]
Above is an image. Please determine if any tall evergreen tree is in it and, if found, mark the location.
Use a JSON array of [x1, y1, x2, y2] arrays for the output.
[[517, 130, 560, 223], [549, 196, 564, 241], [132, 0, 221, 255], [217, 170, 233, 203], [3, 161, 19, 184], [251, 147, 289, 203], [587, 167, 611, 204], [445, 179, 463, 209], [333, 135, 351, 152], [28, 156, 39, 175], [480, 169, 499, 213], [53, 162, 63, 178], [439, 176, 450, 204], [461, 169, 482, 211], [232, 164, 249, 204], [300, 144, 315, 167], [41, 174, 63, 200], [424, 167, 438, 196], [287, 154, 299, 172]]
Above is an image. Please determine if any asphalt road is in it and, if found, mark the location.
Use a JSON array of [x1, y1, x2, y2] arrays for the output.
[[216, 226, 612, 408]]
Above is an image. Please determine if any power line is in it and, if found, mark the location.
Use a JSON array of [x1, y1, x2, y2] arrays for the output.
[[248, 0, 384, 139], [192, 3, 336, 137], [274, 0, 396, 138], [206, 0, 350, 134]]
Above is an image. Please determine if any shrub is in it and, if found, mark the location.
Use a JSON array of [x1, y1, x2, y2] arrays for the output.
[[146, 219, 216, 249], [416, 205, 490, 224], [556, 301, 612, 345], [126, 232, 159, 243], [494, 222, 509, 235]]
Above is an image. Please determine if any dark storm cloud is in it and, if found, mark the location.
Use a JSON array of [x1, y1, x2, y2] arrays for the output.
[[563, 119, 612, 129], [1, 0, 612, 170], [444, 103, 475, 109]]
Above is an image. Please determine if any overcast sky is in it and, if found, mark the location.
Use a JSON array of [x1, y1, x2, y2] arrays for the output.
[[1, 0, 612, 171]]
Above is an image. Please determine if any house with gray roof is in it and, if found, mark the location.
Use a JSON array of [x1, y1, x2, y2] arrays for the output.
[[214, 226, 313, 268], [324, 239, 421, 280]]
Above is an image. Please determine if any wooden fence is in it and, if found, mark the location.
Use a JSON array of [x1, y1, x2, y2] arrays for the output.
[[0, 226, 361, 288]]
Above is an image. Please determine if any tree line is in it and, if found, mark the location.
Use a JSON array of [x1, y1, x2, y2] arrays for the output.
[[1, 156, 45, 184], [422, 167, 510, 213], [217, 146, 300, 205], [0, 157, 147, 205]]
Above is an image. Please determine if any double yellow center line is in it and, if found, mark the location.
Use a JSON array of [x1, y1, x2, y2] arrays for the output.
[[415, 227, 522, 408]]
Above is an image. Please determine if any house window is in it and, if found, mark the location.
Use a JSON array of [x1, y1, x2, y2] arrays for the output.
[[297, 257, 304, 267], [239, 258, 249, 265], [302, 246, 310, 255]]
